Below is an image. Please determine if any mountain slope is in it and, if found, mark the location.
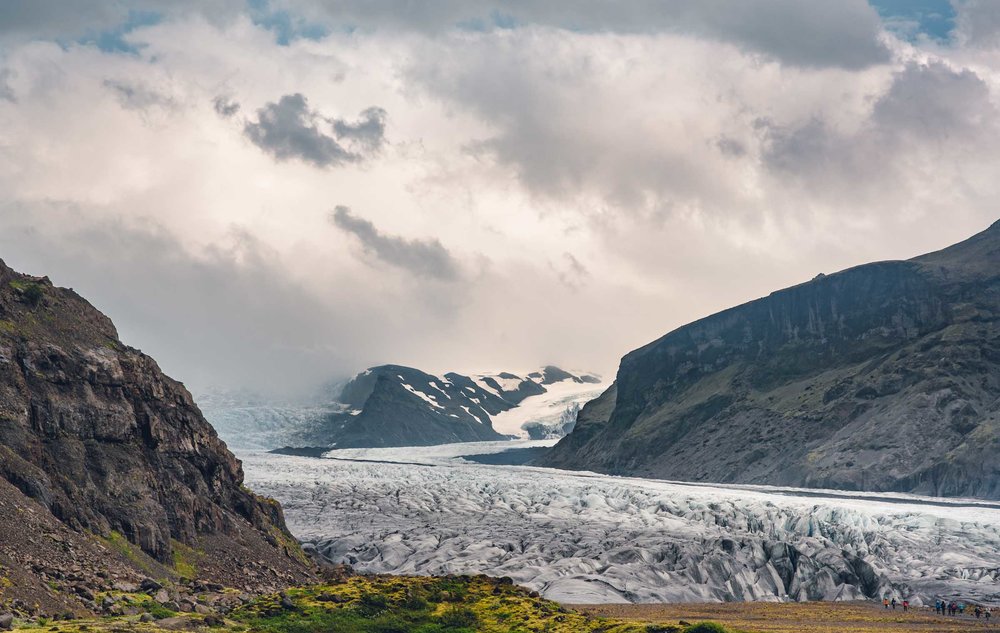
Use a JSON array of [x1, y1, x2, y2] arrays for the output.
[[280, 365, 600, 449], [544, 221, 1000, 499], [327, 365, 511, 447], [0, 260, 313, 612]]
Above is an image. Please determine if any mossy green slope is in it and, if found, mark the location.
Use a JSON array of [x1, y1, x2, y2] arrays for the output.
[[8, 575, 731, 633]]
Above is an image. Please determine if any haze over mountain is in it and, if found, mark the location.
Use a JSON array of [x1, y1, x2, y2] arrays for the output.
[[545, 220, 1000, 500], [261, 364, 601, 451]]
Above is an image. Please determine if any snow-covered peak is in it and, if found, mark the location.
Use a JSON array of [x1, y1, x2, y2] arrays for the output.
[[308, 364, 606, 448]]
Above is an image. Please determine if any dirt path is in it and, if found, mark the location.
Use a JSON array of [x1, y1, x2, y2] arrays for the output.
[[573, 601, 1000, 633]]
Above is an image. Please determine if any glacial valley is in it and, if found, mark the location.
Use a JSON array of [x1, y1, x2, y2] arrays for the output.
[[241, 442, 1000, 606]]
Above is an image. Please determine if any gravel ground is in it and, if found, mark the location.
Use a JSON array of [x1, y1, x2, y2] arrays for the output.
[[576, 601, 1000, 633]]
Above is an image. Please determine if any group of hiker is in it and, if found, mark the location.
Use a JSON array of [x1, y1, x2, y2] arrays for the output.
[[880, 597, 993, 619], [882, 597, 910, 611], [934, 599, 992, 619]]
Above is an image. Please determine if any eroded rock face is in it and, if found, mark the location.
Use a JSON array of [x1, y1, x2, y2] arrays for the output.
[[0, 260, 312, 588], [545, 220, 1000, 499]]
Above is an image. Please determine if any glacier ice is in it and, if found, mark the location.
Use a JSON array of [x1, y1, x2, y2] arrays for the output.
[[240, 443, 1000, 605], [199, 394, 341, 450], [490, 380, 608, 438]]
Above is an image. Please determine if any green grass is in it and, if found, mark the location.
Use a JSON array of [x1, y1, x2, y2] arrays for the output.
[[97, 531, 163, 579], [683, 624, 731, 633], [145, 600, 178, 620], [269, 526, 313, 568], [230, 575, 674, 633], [170, 539, 201, 580], [9, 575, 737, 633], [8, 280, 43, 307]]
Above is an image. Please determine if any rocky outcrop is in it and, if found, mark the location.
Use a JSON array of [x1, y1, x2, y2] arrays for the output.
[[544, 220, 1000, 499], [0, 260, 313, 613]]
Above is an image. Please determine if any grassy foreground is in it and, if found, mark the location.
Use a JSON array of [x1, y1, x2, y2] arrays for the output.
[[5, 575, 715, 633], [10, 574, 991, 633]]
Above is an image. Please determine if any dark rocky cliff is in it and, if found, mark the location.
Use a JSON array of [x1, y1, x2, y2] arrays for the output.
[[544, 221, 1000, 499], [0, 260, 312, 612]]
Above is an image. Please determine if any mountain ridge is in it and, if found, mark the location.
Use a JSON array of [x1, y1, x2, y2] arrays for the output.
[[269, 364, 601, 450], [543, 220, 1000, 499]]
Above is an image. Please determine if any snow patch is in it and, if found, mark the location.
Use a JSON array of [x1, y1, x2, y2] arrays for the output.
[[460, 405, 484, 424], [490, 379, 608, 437], [428, 381, 452, 399], [491, 375, 527, 393], [401, 383, 444, 410], [472, 377, 502, 399]]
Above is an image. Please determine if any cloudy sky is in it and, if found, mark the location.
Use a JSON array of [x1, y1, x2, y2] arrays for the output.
[[1, 0, 998, 394]]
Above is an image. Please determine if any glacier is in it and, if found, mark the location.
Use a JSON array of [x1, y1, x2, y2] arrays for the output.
[[490, 380, 608, 438], [198, 390, 343, 450], [240, 442, 1000, 605]]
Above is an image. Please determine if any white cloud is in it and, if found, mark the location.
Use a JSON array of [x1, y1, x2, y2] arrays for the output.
[[0, 5, 998, 394]]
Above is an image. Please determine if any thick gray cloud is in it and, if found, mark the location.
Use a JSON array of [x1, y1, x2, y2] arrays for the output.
[[244, 94, 386, 167], [330, 206, 460, 281], [871, 61, 993, 139], [0, 0, 121, 39], [284, 0, 890, 69], [0, 1, 889, 70], [763, 62, 996, 192], [0, 0, 244, 41], [333, 107, 388, 153]]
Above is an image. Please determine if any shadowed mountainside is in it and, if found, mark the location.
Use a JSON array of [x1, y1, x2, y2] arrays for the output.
[[545, 220, 1000, 499], [0, 260, 313, 613]]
